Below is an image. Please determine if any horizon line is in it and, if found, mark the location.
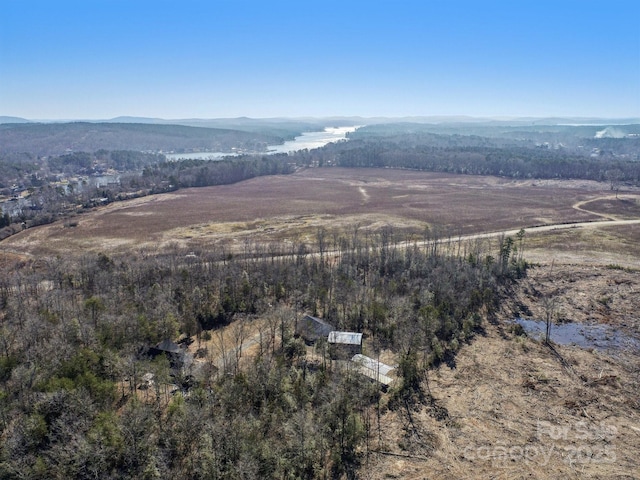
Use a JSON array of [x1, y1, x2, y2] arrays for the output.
[[3, 114, 640, 124]]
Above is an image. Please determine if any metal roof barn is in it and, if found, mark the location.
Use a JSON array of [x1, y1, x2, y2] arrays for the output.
[[328, 331, 363, 345], [328, 331, 363, 360]]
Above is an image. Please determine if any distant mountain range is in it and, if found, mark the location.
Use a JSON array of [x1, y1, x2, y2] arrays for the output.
[[0, 116, 33, 124], [2, 115, 639, 127]]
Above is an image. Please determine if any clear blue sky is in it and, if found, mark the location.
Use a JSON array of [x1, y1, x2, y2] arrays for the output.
[[1, 0, 639, 120]]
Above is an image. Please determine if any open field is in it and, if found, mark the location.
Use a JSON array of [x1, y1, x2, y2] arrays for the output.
[[524, 224, 640, 267], [1, 168, 638, 265]]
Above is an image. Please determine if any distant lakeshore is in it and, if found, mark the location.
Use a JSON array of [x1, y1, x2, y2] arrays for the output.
[[164, 126, 359, 160]]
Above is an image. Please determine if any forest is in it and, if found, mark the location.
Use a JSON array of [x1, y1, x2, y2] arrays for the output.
[[0, 122, 292, 158], [292, 123, 640, 182], [0, 224, 526, 479]]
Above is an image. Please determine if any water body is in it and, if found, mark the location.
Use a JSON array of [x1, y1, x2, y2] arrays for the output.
[[514, 318, 639, 353], [265, 126, 358, 154], [165, 126, 358, 161]]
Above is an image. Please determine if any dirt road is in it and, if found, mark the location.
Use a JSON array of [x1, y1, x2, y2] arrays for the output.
[[451, 218, 640, 243]]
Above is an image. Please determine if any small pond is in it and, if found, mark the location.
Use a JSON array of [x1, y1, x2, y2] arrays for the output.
[[514, 318, 639, 353]]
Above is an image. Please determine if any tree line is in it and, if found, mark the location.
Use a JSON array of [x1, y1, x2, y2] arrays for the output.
[[140, 155, 294, 190], [0, 122, 285, 157], [289, 129, 640, 183]]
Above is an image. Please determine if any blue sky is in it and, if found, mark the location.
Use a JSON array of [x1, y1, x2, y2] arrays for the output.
[[1, 0, 639, 119]]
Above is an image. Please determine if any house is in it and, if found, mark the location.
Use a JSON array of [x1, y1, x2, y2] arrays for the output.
[[351, 354, 395, 389], [328, 331, 363, 359], [149, 339, 186, 369], [295, 315, 335, 344]]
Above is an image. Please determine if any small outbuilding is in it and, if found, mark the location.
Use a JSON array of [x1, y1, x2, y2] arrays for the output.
[[295, 315, 335, 344], [328, 331, 363, 359], [351, 354, 395, 389]]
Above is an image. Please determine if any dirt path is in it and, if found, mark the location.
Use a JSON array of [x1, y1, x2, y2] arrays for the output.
[[358, 186, 370, 203], [449, 193, 639, 243], [572, 194, 637, 221]]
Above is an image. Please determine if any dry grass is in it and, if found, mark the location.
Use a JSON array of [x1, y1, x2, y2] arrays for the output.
[[524, 225, 640, 269], [362, 264, 640, 479], [3, 168, 636, 258], [580, 196, 640, 220], [382, 332, 639, 479]]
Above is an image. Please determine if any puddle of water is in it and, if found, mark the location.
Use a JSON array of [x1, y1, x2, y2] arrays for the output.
[[514, 318, 640, 353]]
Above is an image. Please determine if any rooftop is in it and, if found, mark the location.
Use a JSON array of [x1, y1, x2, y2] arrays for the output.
[[328, 331, 363, 345], [350, 354, 395, 386], [352, 354, 395, 376]]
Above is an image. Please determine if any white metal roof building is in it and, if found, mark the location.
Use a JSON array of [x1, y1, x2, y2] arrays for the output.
[[351, 354, 395, 387], [327, 331, 363, 345], [351, 354, 394, 375], [328, 331, 363, 360]]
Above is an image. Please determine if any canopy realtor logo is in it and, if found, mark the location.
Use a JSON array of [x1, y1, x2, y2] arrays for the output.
[[462, 421, 617, 467]]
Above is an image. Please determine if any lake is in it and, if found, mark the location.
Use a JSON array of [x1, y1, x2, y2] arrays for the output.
[[165, 125, 359, 161]]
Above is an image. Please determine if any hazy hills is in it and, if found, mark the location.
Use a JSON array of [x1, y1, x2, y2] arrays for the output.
[[3, 115, 639, 128], [0, 116, 32, 124], [2, 115, 639, 157], [0, 122, 291, 157]]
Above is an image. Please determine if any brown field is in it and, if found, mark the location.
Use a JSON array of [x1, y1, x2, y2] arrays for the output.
[[579, 196, 640, 220], [2, 168, 638, 261], [524, 224, 640, 267]]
